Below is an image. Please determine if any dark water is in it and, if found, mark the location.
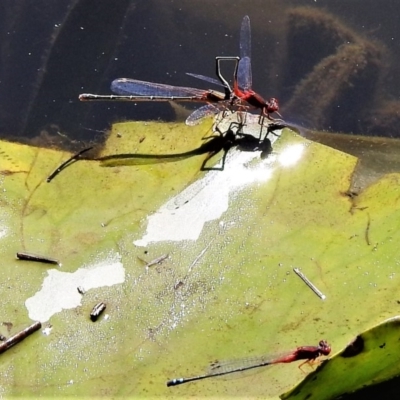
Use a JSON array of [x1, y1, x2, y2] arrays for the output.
[[1, 0, 400, 146]]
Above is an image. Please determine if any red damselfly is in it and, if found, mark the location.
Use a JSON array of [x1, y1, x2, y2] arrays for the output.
[[189, 16, 282, 125], [167, 340, 331, 387]]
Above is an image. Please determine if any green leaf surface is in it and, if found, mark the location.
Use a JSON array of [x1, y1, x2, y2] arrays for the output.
[[0, 120, 399, 398], [282, 317, 400, 400]]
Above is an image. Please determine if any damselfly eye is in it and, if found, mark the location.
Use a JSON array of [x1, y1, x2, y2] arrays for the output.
[[318, 340, 331, 355], [267, 98, 279, 112]]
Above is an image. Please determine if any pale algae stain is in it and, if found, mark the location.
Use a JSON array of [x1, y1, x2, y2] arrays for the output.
[[25, 253, 125, 322], [134, 139, 305, 246]]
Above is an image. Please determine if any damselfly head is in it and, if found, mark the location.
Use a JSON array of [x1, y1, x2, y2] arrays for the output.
[[318, 340, 331, 355], [267, 98, 279, 113]]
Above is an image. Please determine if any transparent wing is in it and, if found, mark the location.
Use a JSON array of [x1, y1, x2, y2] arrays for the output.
[[186, 103, 221, 126], [237, 15, 252, 91], [237, 56, 252, 91], [111, 78, 206, 97], [240, 15, 251, 59], [207, 347, 299, 377], [186, 73, 224, 88]]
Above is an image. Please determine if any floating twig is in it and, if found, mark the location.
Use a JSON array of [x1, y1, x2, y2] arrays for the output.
[[365, 214, 371, 246], [187, 241, 212, 275], [174, 281, 184, 290], [16, 252, 61, 266], [0, 321, 41, 354], [293, 268, 326, 300], [77, 286, 86, 295], [90, 302, 106, 322], [144, 254, 169, 269]]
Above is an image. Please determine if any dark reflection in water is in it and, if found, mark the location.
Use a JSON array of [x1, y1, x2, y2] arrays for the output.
[[1, 0, 400, 146]]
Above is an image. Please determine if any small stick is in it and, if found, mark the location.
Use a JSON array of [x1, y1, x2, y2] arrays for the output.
[[293, 268, 326, 300], [365, 214, 371, 246], [77, 286, 86, 295], [174, 281, 184, 290], [90, 302, 106, 322], [0, 321, 41, 354], [187, 241, 212, 275], [16, 252, 61, 266], [47, 146, 93, 183], [144, 254, 169, 269]]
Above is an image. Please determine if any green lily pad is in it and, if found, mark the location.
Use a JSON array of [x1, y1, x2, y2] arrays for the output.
[[0, 120, 399, 398], [282, 316, 400, 399]]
